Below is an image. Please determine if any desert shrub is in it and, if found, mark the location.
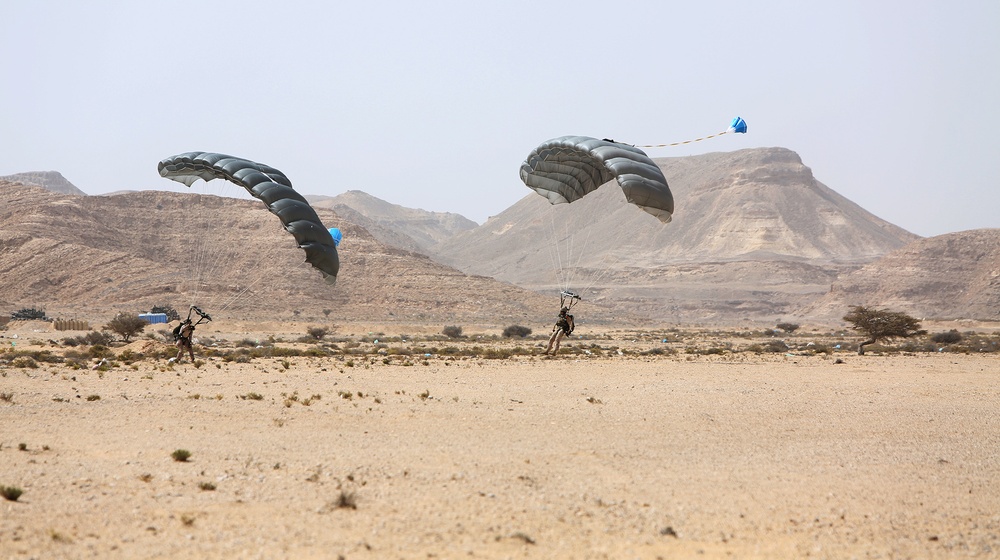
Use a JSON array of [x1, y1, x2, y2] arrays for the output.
[[776, 322, 800, 334], [117, 349, 141, 364], [221, 351, 253, 364], [88, 345, 113, 359], [687, 346, 728, 355], [805, 344, 834, 355], [105, 312, 147, 342], [482, 348, 513, 360], [11, 357, 38, 369], [0, 486, 23, 502], [930, 330, 962, 344], [502, 325, 533, 338], [306, 326, 328, 340], [747, 340, 789, 353], [11, 350, 62, 364], [79, 331, 114, 346], [334, 490, 357, 509], [171, 449, 192, 462], [442, 325, 463, 338]]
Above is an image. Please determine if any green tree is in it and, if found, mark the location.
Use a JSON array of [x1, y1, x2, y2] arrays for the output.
[[842, 305, 926, 355], [105, 312, 147, 343]]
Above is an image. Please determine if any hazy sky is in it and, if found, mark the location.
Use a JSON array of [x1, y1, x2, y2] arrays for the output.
[[3, 0, 997, 237]]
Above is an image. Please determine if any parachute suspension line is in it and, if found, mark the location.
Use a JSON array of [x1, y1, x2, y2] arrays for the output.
[[562, 210, 600, 292], [178, 179, 271, 317], [636, 117, 748, 148], [213, 253, 311, 315], [563, 215, 638, 303], [636, 129, 732, 148], [213, 273, 266, 314], [545, 210, 570, 292], [545, 205, 592, 293], [544, 200, 643, 305]]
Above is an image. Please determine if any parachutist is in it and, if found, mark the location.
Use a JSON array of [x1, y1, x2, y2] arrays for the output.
[[544, 306, 575, 356], [172, 319, 196, 363]]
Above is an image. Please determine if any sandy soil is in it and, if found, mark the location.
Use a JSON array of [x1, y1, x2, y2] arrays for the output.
[[2, 325, 999, 559]]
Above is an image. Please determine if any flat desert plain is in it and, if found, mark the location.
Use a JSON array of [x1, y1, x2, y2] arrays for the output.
[[2, 323, 999, 559]]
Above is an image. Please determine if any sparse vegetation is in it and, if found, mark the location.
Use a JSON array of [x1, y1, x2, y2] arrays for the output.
[[442, 325, 463, 338], [171, 449, 192, 462], [1, 486, 23, 501], [502, 325, 532, 338], [334, 490, 357, 509], [11, 356, 38, 369], [105, 312, 148, 342], [307, 326, 329, 340], [931, 329, 963, 344], [843, 306, 926, 355], [776, 322, 800, 333]]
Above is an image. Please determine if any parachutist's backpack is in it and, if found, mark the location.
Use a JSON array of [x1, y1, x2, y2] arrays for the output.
[[172, 323, 184, 341]]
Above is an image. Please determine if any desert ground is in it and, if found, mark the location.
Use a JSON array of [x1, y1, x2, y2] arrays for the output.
[[1, 320, 999, 559]]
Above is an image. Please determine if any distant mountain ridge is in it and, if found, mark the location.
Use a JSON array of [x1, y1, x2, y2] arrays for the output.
[[802, 229, 1000, 321], [0, 181, 560, 325], [1, 171, 86, 195], [425, 147, 924, 323], [4, 146, 998, 325], [307, 190, 478, 254]]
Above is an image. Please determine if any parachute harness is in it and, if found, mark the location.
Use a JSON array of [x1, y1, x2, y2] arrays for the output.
[[559, 290, 582, 311], [186, 305, 213, 326]]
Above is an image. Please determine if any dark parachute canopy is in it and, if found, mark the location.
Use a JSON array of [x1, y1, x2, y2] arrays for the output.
[[157, 152, 339, 285], [519, 136, 674, 223]]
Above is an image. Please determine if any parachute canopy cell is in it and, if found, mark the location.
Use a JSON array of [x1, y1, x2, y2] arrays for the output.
[[519, 136, 674, 223], [157, 151, 339, 285]]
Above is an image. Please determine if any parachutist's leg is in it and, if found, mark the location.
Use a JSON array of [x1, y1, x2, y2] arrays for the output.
[[552, 331, 565, 354], [545, 329, 562, 354]]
